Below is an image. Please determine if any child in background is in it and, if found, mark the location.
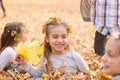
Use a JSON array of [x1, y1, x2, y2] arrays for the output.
[[0, 22, 25, 71], [102, 32, 120, 80], [16, 17, 89, 80]]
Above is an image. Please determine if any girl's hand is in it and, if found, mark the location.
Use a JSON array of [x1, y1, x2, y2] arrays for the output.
[[15, 55, 27, 66]]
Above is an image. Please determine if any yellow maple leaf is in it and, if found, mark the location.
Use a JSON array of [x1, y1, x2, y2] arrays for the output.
[[15, 40, 44, 65]]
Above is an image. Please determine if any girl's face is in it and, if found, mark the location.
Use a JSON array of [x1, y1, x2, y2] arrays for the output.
[[46, 26, 68, 54], [15, 29, 26, 45], [102, 39, 120, 76], [18, 34, 26, 42]]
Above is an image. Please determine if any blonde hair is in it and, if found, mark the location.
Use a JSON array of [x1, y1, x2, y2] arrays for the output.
[[42, 17, 71, 72]]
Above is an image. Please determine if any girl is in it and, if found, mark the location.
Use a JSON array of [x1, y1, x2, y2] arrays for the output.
[[16, 17, 89, 80], [0, 22, 25, 71], [102, 32, 120, 80]]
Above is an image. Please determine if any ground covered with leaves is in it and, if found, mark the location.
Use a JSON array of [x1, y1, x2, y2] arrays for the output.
[[0, 0, 112, 80]]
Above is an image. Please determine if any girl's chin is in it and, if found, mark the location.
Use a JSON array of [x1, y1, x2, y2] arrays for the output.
[[54, 49, 65, 53], [102, 66, 109, 72]]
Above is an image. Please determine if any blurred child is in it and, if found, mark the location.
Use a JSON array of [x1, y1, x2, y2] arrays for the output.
[[102, 32, 120, 80], [16, 17, 89, 80], [0, 22, 25, 71]]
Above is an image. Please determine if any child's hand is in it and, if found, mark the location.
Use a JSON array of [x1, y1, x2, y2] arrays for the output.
[[15, 55, 27, 66]]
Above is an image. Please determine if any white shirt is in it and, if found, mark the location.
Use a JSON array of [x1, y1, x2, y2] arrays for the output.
[[0, 47, 16, 71], [23, 50, 89, 78]]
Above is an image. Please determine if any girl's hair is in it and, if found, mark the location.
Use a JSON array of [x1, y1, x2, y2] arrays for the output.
[[42, 17, 71, 72], [0, 22, 25, 51]]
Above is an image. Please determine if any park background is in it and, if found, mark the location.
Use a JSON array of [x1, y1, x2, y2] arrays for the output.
[[0, 0, 111, 80]]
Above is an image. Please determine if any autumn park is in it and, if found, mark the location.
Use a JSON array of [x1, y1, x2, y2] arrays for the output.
[[0, 0, 113, 80]]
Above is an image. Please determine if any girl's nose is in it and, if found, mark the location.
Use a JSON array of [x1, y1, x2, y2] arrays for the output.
[[101, 54, 107, 62], [21, 34, 27, 42], [58, 38, 62, 42]]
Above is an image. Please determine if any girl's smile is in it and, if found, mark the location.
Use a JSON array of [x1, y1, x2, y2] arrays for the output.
[[55, 44, 64, 48], [103, 64, 109, 70]]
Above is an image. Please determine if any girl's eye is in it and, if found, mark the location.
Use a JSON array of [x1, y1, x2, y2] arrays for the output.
[[62, 34, 67, 39], [105, 50, 113, 57], [108, 52, 114, 57], [62, 36, 66, 39], [53, 35, 58, 38], [108, 53, 112, 57]]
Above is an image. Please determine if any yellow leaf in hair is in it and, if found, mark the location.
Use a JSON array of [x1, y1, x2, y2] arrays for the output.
[[49, 17, 59, 22], [14, 34, 21, 40]]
